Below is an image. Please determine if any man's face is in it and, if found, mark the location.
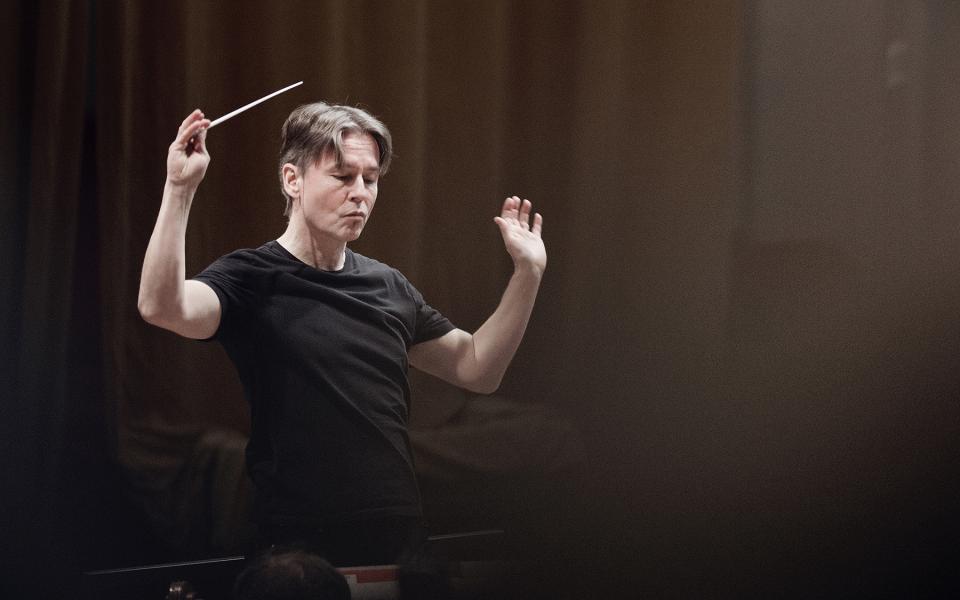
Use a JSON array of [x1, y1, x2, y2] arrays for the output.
[[295, 131, 380, 244]]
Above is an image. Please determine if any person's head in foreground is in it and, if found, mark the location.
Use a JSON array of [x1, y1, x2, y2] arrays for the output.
[[233, 545, 351, 600]]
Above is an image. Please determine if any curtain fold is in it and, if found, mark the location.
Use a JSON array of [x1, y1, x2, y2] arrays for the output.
[[2, 0, 92, 595], [0, 1, 795, 595], [91, 1, 743, 432], [88, 7, 743, 591], [9, 1, 960, 596]]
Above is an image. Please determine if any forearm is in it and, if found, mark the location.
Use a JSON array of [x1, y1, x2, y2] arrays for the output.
[[408, 195, 546, 393], [464, 263, 543, 392], [137, 181, 196, 324]]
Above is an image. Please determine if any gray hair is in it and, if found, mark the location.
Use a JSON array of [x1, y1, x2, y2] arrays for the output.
[[278, 102, 393, 216]]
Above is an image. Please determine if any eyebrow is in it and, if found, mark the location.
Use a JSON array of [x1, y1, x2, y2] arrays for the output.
[[333, 160, 380, 174]]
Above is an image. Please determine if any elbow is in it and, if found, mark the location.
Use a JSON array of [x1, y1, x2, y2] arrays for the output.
[[463, 374, 502, 395], [459, 350, 505, 394], [137, 295, 167, 328], [471, 382, 500, 395], [137, 295, 156, 323]]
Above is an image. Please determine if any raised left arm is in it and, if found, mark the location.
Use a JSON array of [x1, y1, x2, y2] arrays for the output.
[[409, 196, 546, 394]]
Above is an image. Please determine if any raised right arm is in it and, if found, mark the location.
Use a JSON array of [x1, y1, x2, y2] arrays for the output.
[[137, 109, 221, 340]]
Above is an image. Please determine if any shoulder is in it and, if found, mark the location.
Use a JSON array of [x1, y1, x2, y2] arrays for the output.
[[348, 250, 422, 298], [193, 242, 299, 301], [225, 241, 290, 265], [203, 242, 294, 274], [348, 250, 406, 281]]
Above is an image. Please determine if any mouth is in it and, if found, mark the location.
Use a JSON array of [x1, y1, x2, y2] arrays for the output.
[[344, 212, 366, 219]]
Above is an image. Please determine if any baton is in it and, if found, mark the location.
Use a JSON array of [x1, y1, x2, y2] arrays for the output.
[[207, 80, 304, 129], [188, 80, 303, 152]]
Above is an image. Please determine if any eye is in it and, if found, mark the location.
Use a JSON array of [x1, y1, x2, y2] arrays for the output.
[[363, 177, 376, 186]]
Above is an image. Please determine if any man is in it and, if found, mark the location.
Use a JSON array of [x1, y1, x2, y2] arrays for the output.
[[138, 103, 546, 566]]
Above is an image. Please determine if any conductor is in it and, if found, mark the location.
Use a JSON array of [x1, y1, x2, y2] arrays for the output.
[[137, 103, 546, 566]]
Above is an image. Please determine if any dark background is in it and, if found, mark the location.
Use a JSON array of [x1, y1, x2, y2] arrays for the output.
[[2, 0, 959, 597]]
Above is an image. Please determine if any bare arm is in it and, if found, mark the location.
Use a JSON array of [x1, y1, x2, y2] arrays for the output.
[[137, 110, 221, 339], [409, 196, 545, 393]]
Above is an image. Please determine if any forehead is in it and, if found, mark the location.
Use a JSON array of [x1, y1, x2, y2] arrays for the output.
[[319, 131, 380, 170]]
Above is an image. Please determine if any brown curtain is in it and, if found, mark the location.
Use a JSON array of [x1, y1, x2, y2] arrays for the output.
[[94, 0, 741, 435], [93, 4, 743, 585], [5, 0, 960, 596], [84, 2, 741, 594], [1, 0, 120, 596]]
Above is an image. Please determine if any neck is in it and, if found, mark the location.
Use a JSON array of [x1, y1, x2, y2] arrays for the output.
[[277, 219, 347, 271]]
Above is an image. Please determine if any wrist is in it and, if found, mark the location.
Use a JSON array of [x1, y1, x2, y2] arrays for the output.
[[164, 178, 198, 201], [512, 260, 545, 281]]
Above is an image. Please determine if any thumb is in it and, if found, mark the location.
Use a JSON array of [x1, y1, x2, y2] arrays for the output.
[[493, 216, 511, 237]]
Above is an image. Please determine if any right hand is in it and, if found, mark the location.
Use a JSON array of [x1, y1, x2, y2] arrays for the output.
[[167, 109, 212, 188]]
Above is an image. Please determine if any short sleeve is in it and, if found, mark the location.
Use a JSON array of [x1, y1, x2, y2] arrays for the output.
[[404, 279, 455, 345], [192, 251, 259, 338]]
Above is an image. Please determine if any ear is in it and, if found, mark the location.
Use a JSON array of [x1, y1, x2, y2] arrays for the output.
[[281, 163, 301, 198]]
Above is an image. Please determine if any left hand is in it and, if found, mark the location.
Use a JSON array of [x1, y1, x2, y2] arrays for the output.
[[494, 196, 546, 275]]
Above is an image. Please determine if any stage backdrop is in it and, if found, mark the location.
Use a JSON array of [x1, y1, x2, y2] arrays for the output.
[[4, 1, 960, 597]]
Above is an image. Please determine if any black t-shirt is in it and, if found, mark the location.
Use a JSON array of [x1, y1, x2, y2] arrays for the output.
[[193, 241, 454, 527]]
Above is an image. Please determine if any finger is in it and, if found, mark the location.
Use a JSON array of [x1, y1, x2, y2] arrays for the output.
[[531, 212, 543, 237], [177, 109, 203, 136], [191, 124, 209, 155], [510, 196, 522, 220], [518, 199, 532, 229], [176, 119, 204, 147], [493, 215, 511, 237], [177, 119, 210, 149], [501, 196, 519, 220]]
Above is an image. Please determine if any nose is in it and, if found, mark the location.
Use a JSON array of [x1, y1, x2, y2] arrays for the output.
[[347, 176, 371, 204]]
